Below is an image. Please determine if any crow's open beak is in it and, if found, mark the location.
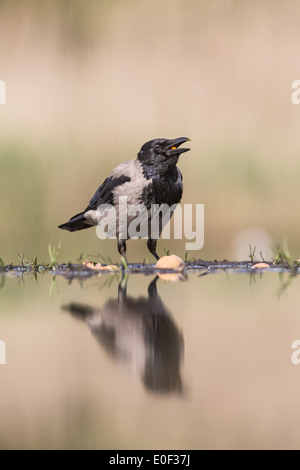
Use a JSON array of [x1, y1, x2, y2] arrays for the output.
[[166, 137, 191, 156]]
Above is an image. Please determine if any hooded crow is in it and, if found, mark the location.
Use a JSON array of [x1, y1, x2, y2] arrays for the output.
[[58, 137, 191, 261]]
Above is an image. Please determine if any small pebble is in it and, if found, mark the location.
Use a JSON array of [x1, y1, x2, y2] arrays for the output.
[[94, 263, 120, 271], [82, 260, 96, 270], [251, 262, 270, 269], [82, 260, 120, 271], [156, 255, 185, 271]]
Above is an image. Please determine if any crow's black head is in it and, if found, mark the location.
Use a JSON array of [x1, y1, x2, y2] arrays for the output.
[[138, 137, 191, 175]]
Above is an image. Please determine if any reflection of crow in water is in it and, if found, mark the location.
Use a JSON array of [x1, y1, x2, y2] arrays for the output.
[[62, 275, 183, 394]]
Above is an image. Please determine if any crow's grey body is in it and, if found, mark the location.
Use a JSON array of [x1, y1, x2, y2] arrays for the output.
[[58, 137, 190, 260]]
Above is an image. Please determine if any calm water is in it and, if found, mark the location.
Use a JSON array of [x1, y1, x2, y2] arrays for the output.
[[1, 268, 300, 449]]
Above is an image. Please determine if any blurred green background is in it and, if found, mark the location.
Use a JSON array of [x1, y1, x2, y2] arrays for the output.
[[1, 0, 300, 264]]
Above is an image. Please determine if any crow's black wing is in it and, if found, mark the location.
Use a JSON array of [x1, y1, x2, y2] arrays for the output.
[[58, 174, 131, 232], [84, 174, 131, 211]]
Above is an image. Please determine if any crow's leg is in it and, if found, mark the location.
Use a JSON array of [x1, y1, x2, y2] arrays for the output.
[[147, 238, 159, 261], [117, 239, 127, 268]]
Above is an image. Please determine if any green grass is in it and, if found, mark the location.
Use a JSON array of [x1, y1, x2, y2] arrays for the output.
[[248, 245, 258, 263], [272, 242, 295, 268], [48, 241, 61, 268]]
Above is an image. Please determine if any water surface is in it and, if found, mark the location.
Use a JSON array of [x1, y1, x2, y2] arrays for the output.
[[1, 268, 300, 449]]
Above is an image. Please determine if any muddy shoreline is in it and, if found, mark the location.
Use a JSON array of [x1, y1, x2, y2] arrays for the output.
[[0, 260, 298, 278]]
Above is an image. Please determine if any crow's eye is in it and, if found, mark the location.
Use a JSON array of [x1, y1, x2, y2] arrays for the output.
[[154, 143, 161, 152]]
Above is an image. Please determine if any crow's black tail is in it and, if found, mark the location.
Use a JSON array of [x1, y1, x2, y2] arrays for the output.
[[58, 212, 91, 232]]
